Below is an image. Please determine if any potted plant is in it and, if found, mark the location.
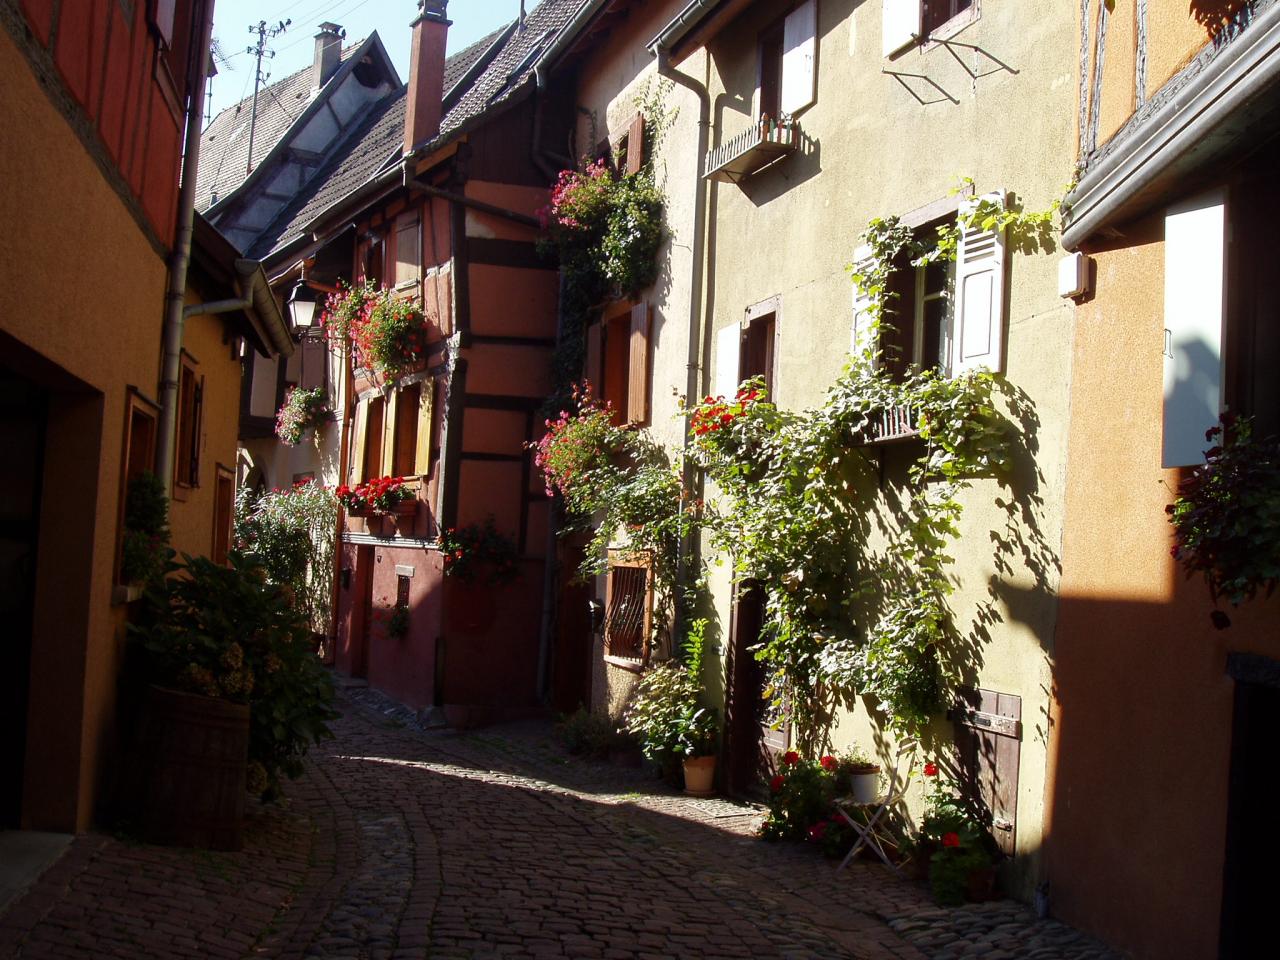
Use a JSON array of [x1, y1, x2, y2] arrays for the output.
[[841, 748, 882, 804], [916, 760, 1000, 904], [621, 658, 719, 794], [352, 290, 430, 382], [274, 386, 329, 446], [126, 553, 338, 849]]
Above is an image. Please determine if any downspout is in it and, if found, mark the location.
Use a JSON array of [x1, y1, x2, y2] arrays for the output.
[[157, 0, 216, 496], [654, 43, 712, 644]]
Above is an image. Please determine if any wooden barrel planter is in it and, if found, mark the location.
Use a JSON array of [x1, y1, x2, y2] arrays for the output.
[[137, 685, 250, 851]]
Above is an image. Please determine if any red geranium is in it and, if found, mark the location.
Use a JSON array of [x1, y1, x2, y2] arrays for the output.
[[923, 761, 938, 777], [769, 774, 784, 793], [782, 750, 799, 766], [941, 832, 961, 848], [820, 755, 837, 772]]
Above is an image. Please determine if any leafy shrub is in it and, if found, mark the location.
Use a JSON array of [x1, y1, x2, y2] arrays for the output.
[[916, 760, 999, 904], [129, 553, 338, 799], [354, 291, 429, 381], [121, 472, 171, 585], [234, 481, 338, 634], [621, 661, 718, 764], [557, 707, 632, 760], [1167, 413, 1280, 615], [275, 386, 329, 446]]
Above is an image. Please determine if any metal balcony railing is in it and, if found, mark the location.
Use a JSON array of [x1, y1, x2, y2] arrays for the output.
[[703, 116, 799, 183]]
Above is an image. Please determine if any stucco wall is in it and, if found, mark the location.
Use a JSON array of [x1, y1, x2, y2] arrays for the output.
[[692, 0, 1078, 898], [1051, 208, 1280, 959], [0, 28, 169, 830]]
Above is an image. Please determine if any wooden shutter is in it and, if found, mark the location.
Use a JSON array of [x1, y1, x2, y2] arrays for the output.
[[395, 214, 421, 288], [301, 336, 326, 391], [781, 0, 818, 116], [350, 399, 367, 484], [626, 113, 645, 174], [849, 243, 879, 365], [953, 689, 1022, 858], [586, 322, 603, 394], [627, 303, 651, 424], [414, 380, 434, 476], [882, 0, 920, 57], [715, 323, 742, 399], [152, 0, 177, 46], [1163, 189, 1226, 468], [952, 191, 1007, 376], [190, 376, 204, 486], [381, 391, 398, 477]]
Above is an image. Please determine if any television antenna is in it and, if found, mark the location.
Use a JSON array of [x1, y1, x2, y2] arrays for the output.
[[245, 19, 290, 174]]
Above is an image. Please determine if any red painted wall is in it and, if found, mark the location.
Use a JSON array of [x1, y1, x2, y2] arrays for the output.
[[12, 0, 200, 248]]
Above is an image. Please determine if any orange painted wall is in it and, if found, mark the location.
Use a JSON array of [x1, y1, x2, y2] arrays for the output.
[[1, 25, 169, 831], [1050, 212, 1280, 958]]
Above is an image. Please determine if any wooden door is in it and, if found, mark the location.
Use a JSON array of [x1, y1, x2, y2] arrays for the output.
[[725, 581, 785, 797], [351, 545, 374, 679], [953, 688, 1022, 856]]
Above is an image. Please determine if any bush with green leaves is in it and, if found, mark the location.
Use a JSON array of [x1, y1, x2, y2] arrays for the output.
[[120, 471, 171, 585], [622, 659, 718, 764], [128, 552, 338, 800], [1167, 413, 1280, 619], [234, 481, 338, 634]]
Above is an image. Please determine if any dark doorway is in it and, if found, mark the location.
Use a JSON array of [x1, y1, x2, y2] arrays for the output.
[[1220, 669, 1280, 958], [550, 534, 593, 714], [352, 546, 374, 679], [724, 581, 786, 797], [0, 368, 47, 826]]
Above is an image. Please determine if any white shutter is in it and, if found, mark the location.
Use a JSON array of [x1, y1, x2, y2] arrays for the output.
[[952, 191, 1007, 376], [1162, 189, 1226, 468], [781, 0, 818, 117], [850, 243, 879, 365], [882, 0, 920, 58], [715, 323, 742, 400]]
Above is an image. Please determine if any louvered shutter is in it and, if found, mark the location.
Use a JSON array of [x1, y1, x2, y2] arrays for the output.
[[586, 322, 603, 394], [781, 0, 818, 116], [715, 324, 742, 400], [952, 191, 1008, 376], [350, 399, 367, 484], [1162, 189, 1226, 468], [626, 114, 645, 174], [882, 0, 920, 57], [849, 243, 879, 365], [414, 381, 435, 476], [627, 303, 651, 424]]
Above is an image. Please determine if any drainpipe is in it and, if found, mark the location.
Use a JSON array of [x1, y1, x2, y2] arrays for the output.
[[157, 0, 216, 497], [653, 43, 712, 644]]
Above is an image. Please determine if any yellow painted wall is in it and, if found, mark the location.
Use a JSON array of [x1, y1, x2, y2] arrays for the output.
[[0, 27, 168, 830]]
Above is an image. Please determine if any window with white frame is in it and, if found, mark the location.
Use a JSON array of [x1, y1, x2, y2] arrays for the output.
[[883, 0, 979, 57]]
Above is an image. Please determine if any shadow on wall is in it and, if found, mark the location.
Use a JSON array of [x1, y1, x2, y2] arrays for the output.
[[1190, 0, 1255, 40]]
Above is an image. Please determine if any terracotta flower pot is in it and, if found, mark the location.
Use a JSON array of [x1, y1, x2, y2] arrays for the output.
[[682, 755, 716, 796]]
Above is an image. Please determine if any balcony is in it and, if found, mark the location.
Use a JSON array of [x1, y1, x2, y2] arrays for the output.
[[703, 117, 799, 183], [859, 404, 921, 445]]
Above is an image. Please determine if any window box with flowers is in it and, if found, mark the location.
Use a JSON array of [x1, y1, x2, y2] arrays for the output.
[[336, 476, 415, 517], [319, 281, 433, 385], [275, 386, 330, 446], [439, 519, 519, 635]]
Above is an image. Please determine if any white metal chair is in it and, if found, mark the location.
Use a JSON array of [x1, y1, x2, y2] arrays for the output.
[[835, 741, 916, 872]]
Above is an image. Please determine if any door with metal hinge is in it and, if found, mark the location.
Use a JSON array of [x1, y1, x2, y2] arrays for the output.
[[952, 688, 1022, 856]]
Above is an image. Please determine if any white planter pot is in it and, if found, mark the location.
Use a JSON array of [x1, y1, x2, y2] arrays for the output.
[[849, 768, 881, 804]]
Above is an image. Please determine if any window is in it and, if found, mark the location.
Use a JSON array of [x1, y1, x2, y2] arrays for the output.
[[757, 1, 817, 121], [586, 302, 651, 425], [613, 114, 647, 176], [391, 383, 421, 477], [851, 192, 1007, 383], [883, 0, 978, 57], [716, 298, 779, 401], [603, 551, 654, 668], [174, 353, 203, 490], [212, 465, 234, 565], [117, 389, 160, 587]]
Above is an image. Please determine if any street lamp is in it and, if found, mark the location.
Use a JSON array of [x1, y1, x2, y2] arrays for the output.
[[287, 278, 319, 332]]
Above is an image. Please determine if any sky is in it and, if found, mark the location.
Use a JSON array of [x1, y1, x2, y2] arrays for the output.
[[205, 0, 525, 123]]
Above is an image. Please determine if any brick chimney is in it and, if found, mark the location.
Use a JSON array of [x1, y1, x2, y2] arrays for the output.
[[312, 22, 344, 91], [404, 0, 450, 155]]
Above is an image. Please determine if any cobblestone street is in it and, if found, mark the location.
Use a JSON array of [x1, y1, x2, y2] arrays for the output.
[[0, 691, 1120, 960]]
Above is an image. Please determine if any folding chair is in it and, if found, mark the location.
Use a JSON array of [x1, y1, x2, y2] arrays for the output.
[[835, 741, 916, 872]]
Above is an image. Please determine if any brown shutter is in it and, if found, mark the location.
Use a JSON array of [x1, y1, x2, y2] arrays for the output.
[[395, 213, 421, 288], [627, 303, 650, 424], [414, 380, 434, 476], [953, 688, 1022, 857], [350, 399, 367, 484], [190, 376, 204, 486], [381, 391, 398, 477], [586, 322, 603, 396], [626, 113, 645, 174]]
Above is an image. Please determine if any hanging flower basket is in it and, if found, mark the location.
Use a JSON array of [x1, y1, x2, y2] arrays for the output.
[[275, 386, 330, 446]]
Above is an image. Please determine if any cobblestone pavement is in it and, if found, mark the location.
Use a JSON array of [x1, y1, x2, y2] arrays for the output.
[[0, 688, 1123, 959]]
